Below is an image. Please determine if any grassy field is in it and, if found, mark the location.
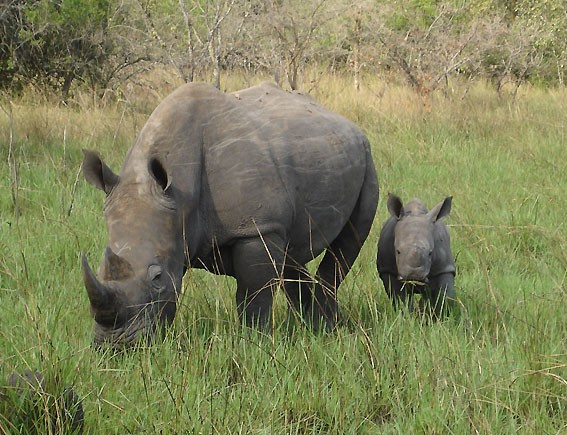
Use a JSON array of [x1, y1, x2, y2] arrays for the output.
[[0, 75, 566, 433]]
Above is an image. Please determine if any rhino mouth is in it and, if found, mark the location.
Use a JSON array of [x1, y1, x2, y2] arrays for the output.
[[399, 276, 429, 286], [93, 316, 155, 349]]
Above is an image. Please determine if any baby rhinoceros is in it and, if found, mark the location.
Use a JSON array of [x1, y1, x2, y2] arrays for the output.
[[377, 194, 455, 316]]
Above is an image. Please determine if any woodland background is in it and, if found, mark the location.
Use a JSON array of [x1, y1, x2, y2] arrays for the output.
[[1, 0, 566, 99]]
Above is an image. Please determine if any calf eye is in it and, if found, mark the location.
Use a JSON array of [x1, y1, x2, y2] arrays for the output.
[[148, 264, 163, 284]]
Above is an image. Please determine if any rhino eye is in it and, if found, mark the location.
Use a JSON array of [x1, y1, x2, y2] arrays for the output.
[[148, 264, 163, 284], [396, 249, 401, 255]]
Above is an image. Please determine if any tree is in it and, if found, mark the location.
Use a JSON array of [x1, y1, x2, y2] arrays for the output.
[[135, 0, 238, 88], [2, 0, 565, 98], [377, 2, 481, 94], [513, 0, 567, 85], [0, 0, 111, 98], [0, 0, 150, 99], [466, 0, 566, 91]]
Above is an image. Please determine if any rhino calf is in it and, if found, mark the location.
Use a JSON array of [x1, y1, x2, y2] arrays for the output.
[[377, 194, 455, 315]]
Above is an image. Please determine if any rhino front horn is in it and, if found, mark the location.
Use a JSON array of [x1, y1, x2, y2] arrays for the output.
[[81, 253, 114, 311]]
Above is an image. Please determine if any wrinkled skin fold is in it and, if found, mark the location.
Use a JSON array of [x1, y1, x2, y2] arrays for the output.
[[376, 194, 455, 316], [82, 82, 379, 348]]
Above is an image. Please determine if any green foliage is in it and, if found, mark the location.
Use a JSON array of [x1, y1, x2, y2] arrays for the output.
[[383, 0, 437, 32], [0, 0, 117, 98], [2, 0, 566, 96], [514, 0, 567, 84]]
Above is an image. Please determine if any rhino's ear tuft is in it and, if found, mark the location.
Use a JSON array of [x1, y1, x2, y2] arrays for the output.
[[430, 196, 452, 222], [149, 158, 171, 192], [387, 193, 404, 220], [82, 149, 119, 195]]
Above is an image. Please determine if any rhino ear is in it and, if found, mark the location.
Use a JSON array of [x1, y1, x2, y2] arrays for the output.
[[429, 196, 452, 222], [82, 149, 119, 195], [149, 157, 171, 192], [387, 193, 404, 220]]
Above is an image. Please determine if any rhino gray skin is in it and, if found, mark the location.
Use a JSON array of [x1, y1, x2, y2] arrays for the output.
[[377, 194, 455, 315], [82, 82, 378, 347]]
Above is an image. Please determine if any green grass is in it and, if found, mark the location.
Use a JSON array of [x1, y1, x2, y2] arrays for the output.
[[0, 77, 566, 433]]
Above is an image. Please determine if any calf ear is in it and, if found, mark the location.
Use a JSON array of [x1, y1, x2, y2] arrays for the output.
[[429, 196, 452, 222], [82, 149, 119, 195], [387, 193, 404, 219]]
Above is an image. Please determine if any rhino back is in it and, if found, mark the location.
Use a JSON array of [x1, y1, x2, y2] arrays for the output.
[[201, 84, 370, 261], [119, 83, 372, 264]]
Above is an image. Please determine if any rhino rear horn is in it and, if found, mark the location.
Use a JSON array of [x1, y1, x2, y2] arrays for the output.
[[104, 247, 133, 280]]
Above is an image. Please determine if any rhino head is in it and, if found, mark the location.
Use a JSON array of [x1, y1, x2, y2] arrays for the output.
[[387, 194, 452, 284], [81, 150, 185, 348]]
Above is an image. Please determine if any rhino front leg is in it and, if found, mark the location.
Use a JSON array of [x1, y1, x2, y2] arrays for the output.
[[427, 272, 455, 316], [232, 235, 285, 329]]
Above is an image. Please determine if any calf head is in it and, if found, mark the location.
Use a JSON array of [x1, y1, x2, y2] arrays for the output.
[[388, 194, 452, 284], [81, 150, 185, 348]]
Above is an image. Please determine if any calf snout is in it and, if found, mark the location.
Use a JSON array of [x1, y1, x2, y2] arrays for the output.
[[397, 246, 431, 283]]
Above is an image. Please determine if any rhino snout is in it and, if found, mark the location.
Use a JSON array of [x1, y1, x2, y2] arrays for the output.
[[395, 244, 432, 283], [397, 260, 430, 282], [83, 252, 176, 349]]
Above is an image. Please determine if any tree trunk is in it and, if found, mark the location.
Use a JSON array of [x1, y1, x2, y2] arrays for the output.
[[61, 71, 74, 102], [209, 27, 221, 89], [352, 13, 362, 92]]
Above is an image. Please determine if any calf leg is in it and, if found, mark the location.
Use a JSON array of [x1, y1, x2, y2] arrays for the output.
[[380, 273, 413, 310], [231, 235, 285, 329], [428, 272, 455, 316]]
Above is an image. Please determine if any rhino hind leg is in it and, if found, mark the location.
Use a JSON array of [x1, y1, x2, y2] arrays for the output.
[[282, 263, 340, 331], [231, 234, 286, 329], [282, 265, 315, 321], [313, 231, 365, 330], [313, 177, 378, 330]]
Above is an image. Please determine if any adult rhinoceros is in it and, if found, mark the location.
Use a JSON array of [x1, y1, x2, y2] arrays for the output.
[[81, 82, 378, 347]]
